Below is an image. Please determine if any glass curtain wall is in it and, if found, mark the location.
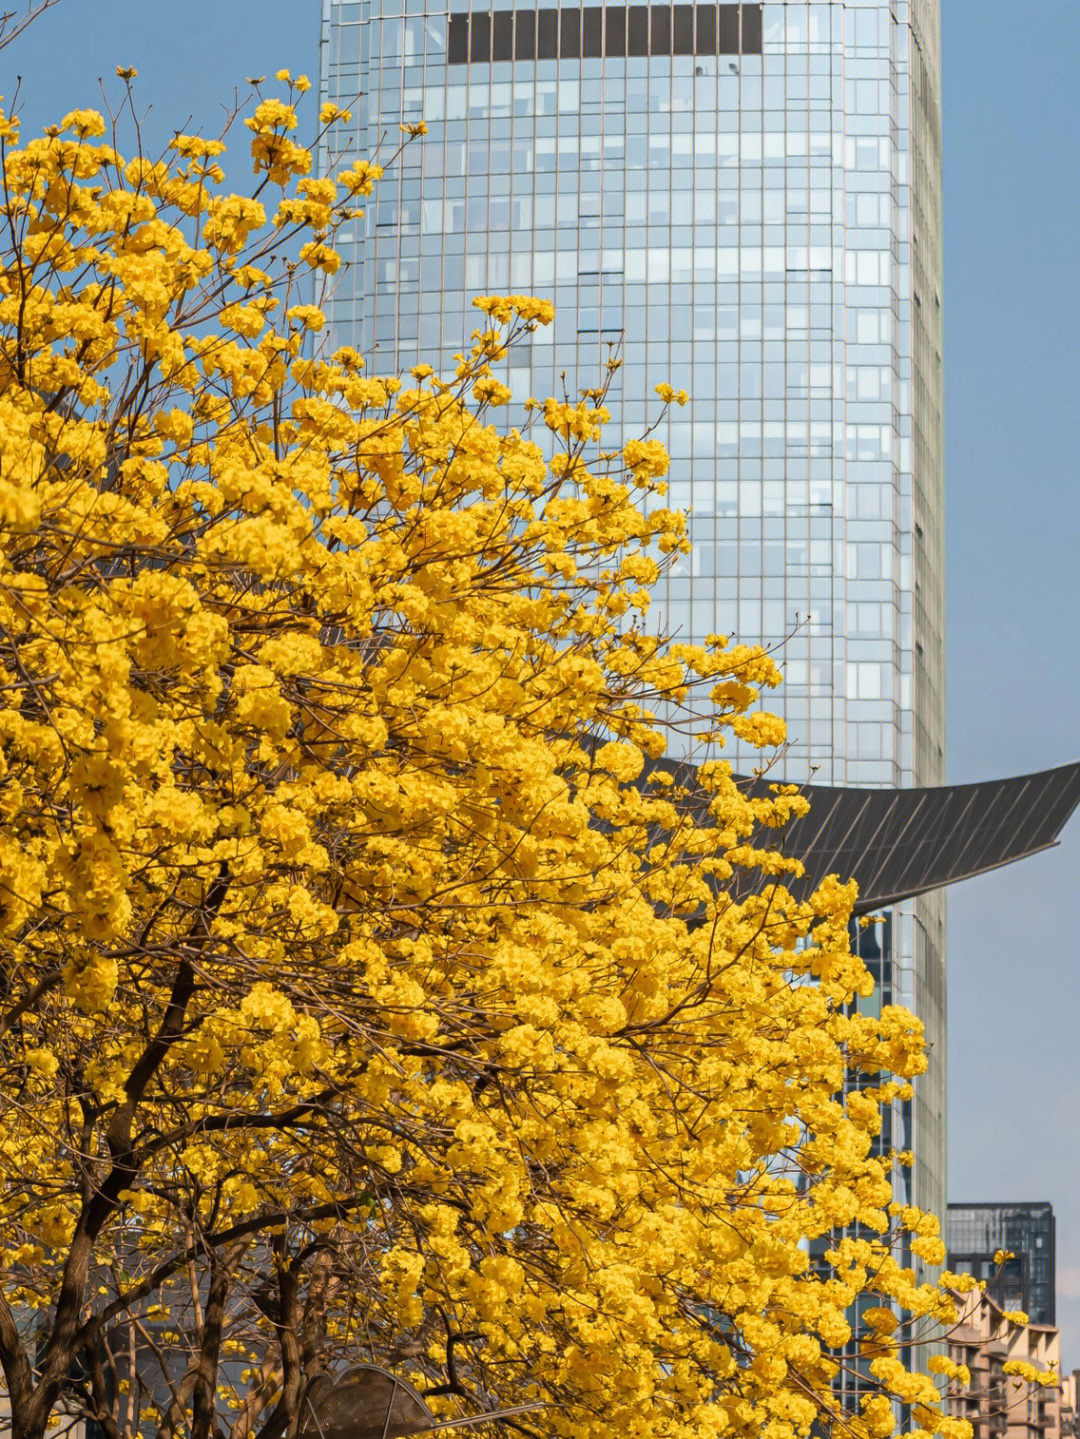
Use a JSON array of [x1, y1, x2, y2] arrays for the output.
[[948, 1204, 1057, 1328], [320, 0, 945, 1237]]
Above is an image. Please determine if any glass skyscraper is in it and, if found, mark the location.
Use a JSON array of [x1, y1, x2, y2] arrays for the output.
[[320, 0, 946, 1225], [948, 1203, 1057, 1328]]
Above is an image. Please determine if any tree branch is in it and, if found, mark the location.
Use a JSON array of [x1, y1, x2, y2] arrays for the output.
[[259, 1234, 303, 1439], [79, 1338, 124, 1439], [29, 865, 232, 1439], [134, 1093, 336, 1166], [0, 969, 62, 1042], [0, 1288, 35, 1439], [192, 1239, 249, 1439], [0, 0, 63, 54], [72, 1191, 369, 1365], [229, 1359, 283, 1439]]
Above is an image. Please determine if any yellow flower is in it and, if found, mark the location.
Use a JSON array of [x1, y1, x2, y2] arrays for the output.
[[298, 241, 341, 274], [245, 98, 299, 134], [623, 436, 670, 480], [339, 159, 383, 196], [153, 408, 194, 447], [60, 108, 106, 137], [24, 1048, 59, 1079], [473, 376, 512, 406], [286, 304, 326, 332]]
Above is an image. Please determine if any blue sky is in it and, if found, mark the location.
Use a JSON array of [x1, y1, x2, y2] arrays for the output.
[[8, 0, 1079, 1362], [940, 0, 1080, 1364]]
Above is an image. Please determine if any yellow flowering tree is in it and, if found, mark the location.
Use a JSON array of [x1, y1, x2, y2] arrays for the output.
[[0, 72, 977, 1439]]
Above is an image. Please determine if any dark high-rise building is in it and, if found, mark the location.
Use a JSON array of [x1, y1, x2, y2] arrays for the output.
[[948, 1201, 1056, 1326]]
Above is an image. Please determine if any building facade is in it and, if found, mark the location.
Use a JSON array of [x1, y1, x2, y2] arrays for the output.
[[319, 0, 946, 1222], [947, 1287, 1066, 1439], [1060, 1371, 1079, 1439], [949, 1203, 1058, 1328]]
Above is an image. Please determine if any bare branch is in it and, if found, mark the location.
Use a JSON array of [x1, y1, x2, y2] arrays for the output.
[[0, 0, 62, 55]]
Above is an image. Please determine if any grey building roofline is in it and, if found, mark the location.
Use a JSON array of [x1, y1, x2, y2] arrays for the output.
[[646, 758, 1080, 913], [764, 761, 1080, 914], [948, 1201, 1056, 1210]]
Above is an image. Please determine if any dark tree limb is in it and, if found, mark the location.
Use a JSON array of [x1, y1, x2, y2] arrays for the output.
[[424, 1332, 483, 1398], [192, 1239, 250, 1439], [76, 1192, 375, 1354], [26, 865, 231, 1439], [0, 1289, 36, 1439], [228, 1358, 283, 1439], [258, 1233, 304, 1439], [79, 1338, 124, 1439], [0, 969, 61, 1042]]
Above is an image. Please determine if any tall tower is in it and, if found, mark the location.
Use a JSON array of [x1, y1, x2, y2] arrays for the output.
[[320, 0, 946, 1223], [948, 1203, 1057, 1328]]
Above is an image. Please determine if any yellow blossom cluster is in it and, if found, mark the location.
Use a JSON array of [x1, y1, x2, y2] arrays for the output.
[[0, 77, 995, 1439]]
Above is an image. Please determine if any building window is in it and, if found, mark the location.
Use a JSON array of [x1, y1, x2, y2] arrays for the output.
[[445, 3, 763, 63]]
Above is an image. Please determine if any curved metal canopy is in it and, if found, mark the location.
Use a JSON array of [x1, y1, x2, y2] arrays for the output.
[[737, 761, 1080, 913], [641, 757, 1080, 913]]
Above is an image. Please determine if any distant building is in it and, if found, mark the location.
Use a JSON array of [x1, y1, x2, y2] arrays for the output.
[[947, 1286, 1063, 1439], [1061, 1372, 1079, 1439], [948, 1203, 1056, 1326]]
